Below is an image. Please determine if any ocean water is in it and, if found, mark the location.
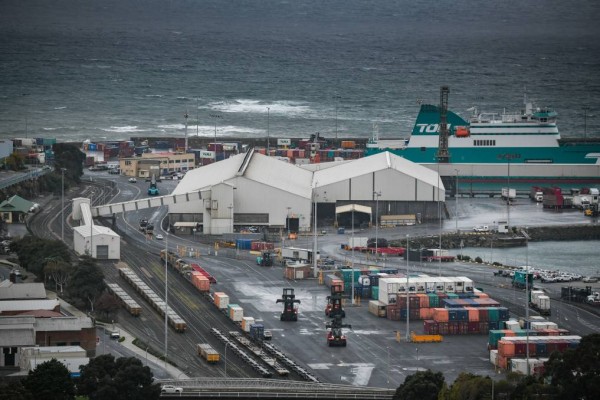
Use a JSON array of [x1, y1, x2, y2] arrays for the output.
[[1, 0, 599, 143]]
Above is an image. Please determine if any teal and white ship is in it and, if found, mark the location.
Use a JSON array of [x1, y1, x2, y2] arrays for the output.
[[366, 98, 600, 187]]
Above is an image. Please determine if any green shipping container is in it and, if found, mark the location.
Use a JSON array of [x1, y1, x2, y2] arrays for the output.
[[371, 286, 379, 300], [488, 308, 499, 322], [427, 293, 439, 308]]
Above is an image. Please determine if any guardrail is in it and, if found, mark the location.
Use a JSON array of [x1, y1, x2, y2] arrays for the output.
[[0, 168, 50, 190]]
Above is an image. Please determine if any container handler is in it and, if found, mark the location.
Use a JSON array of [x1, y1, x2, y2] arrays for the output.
[[256, 252, 273, 267], [326, 314, 351, 347], [276, 288, 300, 321], [325, 283, 345, 318], [148, 175, 159, 196], [512, 270, 534, 290]]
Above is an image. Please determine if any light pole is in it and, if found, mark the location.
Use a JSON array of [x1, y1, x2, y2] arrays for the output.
[[386, 346, 390, 385], [405, 234, 410, 342], [584, 106, 589, 141], [210, 114, 222, 163], [89, 192, 94, 258], [454, 169, 459, 233], [267, 107, 270, 156], [437, 162, 442, 276], [334, 94, 341, 146], [525, 226, 530, 375], [351, 206, 355, 304], [164, 231, 169, 370], [374, 191, 381, 260], [61, 168, 66, 241], [313, 188, 318, 279]]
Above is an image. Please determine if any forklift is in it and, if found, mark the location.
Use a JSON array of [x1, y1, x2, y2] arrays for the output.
[[256, 252, 274, 267], [325, 283, 345, 318], [276, 288, 300, 321], [326, 314, 351, 347]]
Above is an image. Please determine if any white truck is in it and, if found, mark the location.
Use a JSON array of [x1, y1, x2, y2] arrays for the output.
[[530, 290, 551, 316], [587, 292, 600, 305], [348, 237, 368, 248], [281, 247, 319, 263], [501, 187, 516, 200]]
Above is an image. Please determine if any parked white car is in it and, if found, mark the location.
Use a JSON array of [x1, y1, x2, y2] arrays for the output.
[[473, 225, 490, 232], [128, 177, 137, 183], [161, 385, 183, 394]]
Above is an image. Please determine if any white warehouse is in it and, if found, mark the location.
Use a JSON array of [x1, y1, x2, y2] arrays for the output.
[[168, 150, 444, 235], [72, 198, 121, 259]]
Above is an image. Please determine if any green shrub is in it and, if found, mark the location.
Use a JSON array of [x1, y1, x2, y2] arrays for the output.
[[475, 256, 483, 263]]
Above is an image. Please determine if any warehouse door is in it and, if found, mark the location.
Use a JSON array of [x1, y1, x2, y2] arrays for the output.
[[96, 245, 109, 260]]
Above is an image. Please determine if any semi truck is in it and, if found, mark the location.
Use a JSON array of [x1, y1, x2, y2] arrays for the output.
[[281, 247, 319, 263], [529, 290, 551, 316], [512, 270, 534, 290], [501, 187, 516, 201]]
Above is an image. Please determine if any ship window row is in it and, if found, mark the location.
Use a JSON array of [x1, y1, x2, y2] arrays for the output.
[[474, 140, 496, 146]]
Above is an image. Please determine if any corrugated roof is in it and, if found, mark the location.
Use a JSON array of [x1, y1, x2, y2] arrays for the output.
[[172, 153, 247, 195], [0, 282, 47, 300], [0, 299, 60, 313], [0, 195, 35, 213], [173, 152, 313, 199], [313, 152, 444, 190]]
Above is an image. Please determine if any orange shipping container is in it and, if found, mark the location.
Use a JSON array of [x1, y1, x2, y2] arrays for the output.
[[193, 275, 210, 292], [466, 307, 480, 322], [433, 308, 449, 322], [497, 354, 509, 370], [498, 340, 515, 357], [475, 292, 489, 298], [419, 308, 434, 320], [214, 292, 229, 309], [417, 294, 429, 308]]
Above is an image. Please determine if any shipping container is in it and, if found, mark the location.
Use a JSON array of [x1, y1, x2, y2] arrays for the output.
[[197, 343, 220, 363], [214, 292, 229, 309], [241, 317, 255, 332]]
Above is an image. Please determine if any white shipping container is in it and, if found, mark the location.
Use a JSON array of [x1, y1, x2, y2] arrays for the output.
[[348, 237, 368, 248], [545, 321, 558, 330], [214, 293, 229, 309], [504, 320, 521, 330], [530, 321, 548, 331], [230, 306, 244, 322], [378, 277, 402, 305], [536, 295, 550, 311], [531, 290, 545, 302], [489, 349, 498, 366], [510, 358, 548, 375], [241, 317, 255, 332]]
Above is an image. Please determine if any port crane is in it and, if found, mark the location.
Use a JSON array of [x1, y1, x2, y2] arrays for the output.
[[276, 288, 300, 321], [325, 283, 345, 318], [326, 314, 351, 347]]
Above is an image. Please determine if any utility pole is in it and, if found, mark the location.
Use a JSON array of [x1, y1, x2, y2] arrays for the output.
[[267, 107, 270, 156], [374, 191, 381, 260], [210, 114, 222, 163], [164, 231, 169, 370], [405, 234, 410, 342], [61, 168, 66, 241]]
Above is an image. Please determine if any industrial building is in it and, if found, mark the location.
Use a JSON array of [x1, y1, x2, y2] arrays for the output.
[[119, 152, 196, 179], [167, 150, 445, 235], [72, 198, 120, 259]]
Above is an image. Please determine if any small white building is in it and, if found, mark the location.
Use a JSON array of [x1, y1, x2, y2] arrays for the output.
[[72, 198, 120, 259]]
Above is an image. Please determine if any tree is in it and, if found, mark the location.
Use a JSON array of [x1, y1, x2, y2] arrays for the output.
[[543, 333, 600, 399], [12, 236, 71, 281], [23, 358, 75, 400], [44, 257, 74, 294], [0, 381, 33, 400], [69, 256, 105, 312], [394, 369, 445, 400], [53, 143, 86, 183], [439, 372, 492, 400], [78, 355, 160, 400], [95, 291, 121, 320]]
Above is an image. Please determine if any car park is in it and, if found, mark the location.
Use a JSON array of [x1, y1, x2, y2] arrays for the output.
[[161, 385, 183, 394], [128, 177, 137, 183]]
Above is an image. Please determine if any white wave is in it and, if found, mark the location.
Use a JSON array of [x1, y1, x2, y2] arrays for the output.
[[207, 99, 312, 116], [43, 127, 58, 131], [157, 124, 186, 130], [158, 123, 265, 136], [54, 106, 67, 110], [101, 125, 145, 133], [145, 94, 163, 98]]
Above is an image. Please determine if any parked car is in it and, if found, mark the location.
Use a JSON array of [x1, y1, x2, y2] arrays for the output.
[[473, 225, 490, 232], [161, 385, 183, 394], [583, 276, 598, 283], [155, 234, 164, 240], [128, 177, 137, 183]]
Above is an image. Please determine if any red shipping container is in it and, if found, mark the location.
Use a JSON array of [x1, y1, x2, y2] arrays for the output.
[[515, 342, 526, 355], [479, 308, 489, 322], [478, 321, 489, 334], [438, 322, 449, 335], [467, 321, 480, 334], [448, 322, 459, 335], [424, 320, 439, 335], [458, 321, 469, 334], [409, 308, 420, 320]]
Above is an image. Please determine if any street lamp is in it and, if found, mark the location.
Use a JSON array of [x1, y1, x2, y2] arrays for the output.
[[454, 169, 459, 233], [351, 205, 355, 304], [334, 94, 341, 146], [267, 107, 270, 156], [525, 226, 530, 376], [374, 191, 381, 260], [313, 187, 318, 279], [61, 168, 66, 241], [164, 231, 169, 370], [405, 234, 410, 342], [437, 162, 442, 277], [210, 114, 222, 163], [224, 342, 229, 377], [89, 192, 95, 258]]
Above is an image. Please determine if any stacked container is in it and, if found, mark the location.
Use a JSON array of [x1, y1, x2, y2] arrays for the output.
[[423, 306, 509, 335], [214, 292, 229, 309], [228, 304, 244, 322], [494, 335, 581, 370], [190, 272, 210, 292]]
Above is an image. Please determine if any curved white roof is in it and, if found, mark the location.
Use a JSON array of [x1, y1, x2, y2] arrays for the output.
[[172, 150, 442, 199]]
